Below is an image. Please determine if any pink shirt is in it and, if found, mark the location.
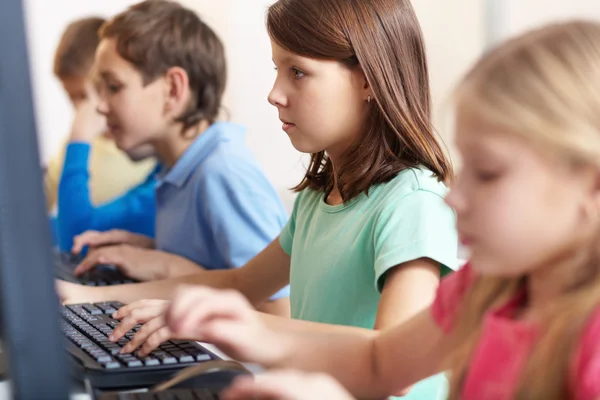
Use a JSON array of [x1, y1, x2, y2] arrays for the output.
[[431, 264, 600, 400]]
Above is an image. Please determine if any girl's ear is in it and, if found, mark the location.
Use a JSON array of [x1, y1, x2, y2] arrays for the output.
[[358, 68, 373, 102]]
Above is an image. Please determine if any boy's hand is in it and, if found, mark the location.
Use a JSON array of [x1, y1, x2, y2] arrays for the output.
[[222, 370, 356, 400], [72, 229, 155, 255], [69, 81, 106, 143], [74, 245, 170, 281]]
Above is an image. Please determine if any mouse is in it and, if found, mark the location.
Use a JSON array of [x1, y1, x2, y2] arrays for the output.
[[152, 360, 252, 392]]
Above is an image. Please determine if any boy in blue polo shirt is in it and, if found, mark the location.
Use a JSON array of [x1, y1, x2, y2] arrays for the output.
[[58, 0, 289, 316]]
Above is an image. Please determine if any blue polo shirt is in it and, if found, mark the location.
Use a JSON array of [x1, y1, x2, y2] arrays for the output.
[[155, 122, 289, 300]]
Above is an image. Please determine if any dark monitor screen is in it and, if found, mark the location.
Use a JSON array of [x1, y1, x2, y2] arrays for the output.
[[0, 0, 70, 398]]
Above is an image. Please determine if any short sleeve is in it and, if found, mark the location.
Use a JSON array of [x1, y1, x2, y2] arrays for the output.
[[573, 307, 600, 400], [279, 190, 302, 256], [430, 263, 475, 333], [373, 189, 459, 291]]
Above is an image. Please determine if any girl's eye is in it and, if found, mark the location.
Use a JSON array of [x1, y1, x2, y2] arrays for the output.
[[291, 67, 306, 80], [475, 170, 502, 183]]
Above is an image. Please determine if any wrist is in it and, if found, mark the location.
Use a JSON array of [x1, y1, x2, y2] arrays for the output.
[[75, 285, 110, 304], [155, 252, 172, 280], [163, 254, 199, 279], [135, 235, 155, 249], [68, 131, 94, 143], [264, 330, 295, 368]]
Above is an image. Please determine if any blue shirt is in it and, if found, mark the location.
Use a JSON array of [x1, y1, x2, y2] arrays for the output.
[[56, 143, 157, 251], [155, 122, 289, 300]]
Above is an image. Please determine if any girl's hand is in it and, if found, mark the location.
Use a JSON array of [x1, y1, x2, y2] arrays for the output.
[[222, 370, 356, 400]]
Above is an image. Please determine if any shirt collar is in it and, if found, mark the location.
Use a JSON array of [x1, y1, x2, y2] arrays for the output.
[[158, 122, 245, 188]]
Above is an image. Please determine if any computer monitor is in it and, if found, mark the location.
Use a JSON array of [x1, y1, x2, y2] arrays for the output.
[[0, 0, 70, 398]]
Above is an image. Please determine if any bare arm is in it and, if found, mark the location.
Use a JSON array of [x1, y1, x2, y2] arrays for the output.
[[58, 238, 290, 306], [158, 259, 447, 398], [253, 259, 446, 397], [269, 308, 449, 399]]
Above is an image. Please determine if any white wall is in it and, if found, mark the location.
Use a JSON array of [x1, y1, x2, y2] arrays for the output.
[[490, 0, 600, 44], [24, 0, 486, 210], [413, 0, 486, 155]]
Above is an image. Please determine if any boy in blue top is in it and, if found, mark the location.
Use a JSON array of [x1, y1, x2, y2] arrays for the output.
[[48, 17, 158, 251], [58, 0, 289, 316]]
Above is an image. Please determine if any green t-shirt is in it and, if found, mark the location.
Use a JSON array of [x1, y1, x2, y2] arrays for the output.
[[279, 167, 458, 399]]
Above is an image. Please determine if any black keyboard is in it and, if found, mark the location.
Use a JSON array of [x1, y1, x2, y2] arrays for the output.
[[54, 250, 138, 286], [97, 389, 221, 400], [62, 301, 219, 389]]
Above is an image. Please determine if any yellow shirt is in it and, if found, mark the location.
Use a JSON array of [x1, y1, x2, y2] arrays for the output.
[[45, 136, 155, 212]]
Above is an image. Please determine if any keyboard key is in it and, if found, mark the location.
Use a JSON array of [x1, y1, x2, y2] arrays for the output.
[[83, 304, 103, 315], [153, 353, 177, 365], [106, 301, 125, 309], [96, 302, 119, 314], [142, 358, 160, 367], [194, 354, 211, 362], [169, 351, 193, 363], [185, 348, 212, 362], [95, 355, 113, 363], [126, 360, 143, 368], [116, 354, 136, 361], [103, 362, 121, 369]]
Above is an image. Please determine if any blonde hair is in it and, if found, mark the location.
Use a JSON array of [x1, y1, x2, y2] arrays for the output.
[[449, 21, 600, 399]]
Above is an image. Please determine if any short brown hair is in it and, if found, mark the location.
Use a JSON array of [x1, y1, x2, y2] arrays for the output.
[[267, 0, 453, 201], [100, 0, 227, 128], [53, 17, 105, 79]]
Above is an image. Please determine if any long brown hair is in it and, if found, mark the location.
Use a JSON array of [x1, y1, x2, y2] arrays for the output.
[[449, 21, 600, 399], [266, 0, 453, 201]]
